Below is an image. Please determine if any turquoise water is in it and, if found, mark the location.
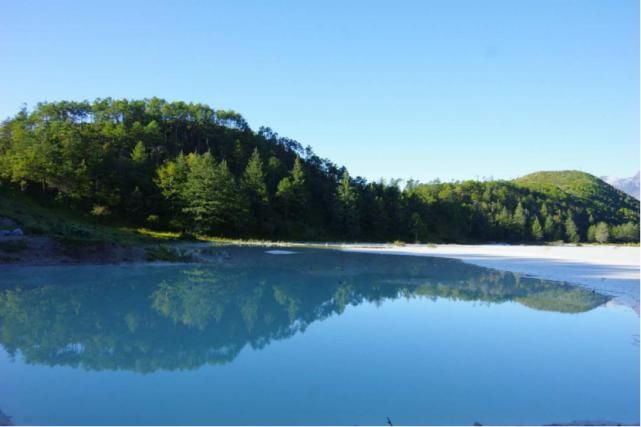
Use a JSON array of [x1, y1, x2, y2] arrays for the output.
[[0, 248, 638, 425]]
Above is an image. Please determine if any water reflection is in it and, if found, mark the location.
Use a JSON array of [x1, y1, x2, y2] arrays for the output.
[[0, 248, 608, 373]]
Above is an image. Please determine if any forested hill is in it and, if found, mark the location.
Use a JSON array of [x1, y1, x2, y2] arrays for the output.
[[515, 171, 638, 214], [0, 98, 638, 243]]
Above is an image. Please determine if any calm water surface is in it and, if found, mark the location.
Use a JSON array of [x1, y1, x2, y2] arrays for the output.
[[0, 248, 638, 425]]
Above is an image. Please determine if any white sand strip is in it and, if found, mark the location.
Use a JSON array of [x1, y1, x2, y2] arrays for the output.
[[338, 244, 640, 313]]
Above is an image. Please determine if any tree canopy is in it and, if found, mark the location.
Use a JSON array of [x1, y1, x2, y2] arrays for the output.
[[0, 98, 638, 243]]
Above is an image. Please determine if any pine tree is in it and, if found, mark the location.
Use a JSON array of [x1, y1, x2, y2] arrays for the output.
[[513, 202, 528, 239], [564, 216, 580, 243], [156, 152, 190, 225], [242, 149, 269, 232], [181, 152, 218, 233], [496, 206, 512, 240], [540, 203, 549, 218], [291, 157, 305, 187], [181, 153, 246, 235], [130, 141, 148, 164], [243, 149, 268, 204], [266, 155, 284, 194], [212, 160, 248, 233], [531, 217, 543, 241], [276, 158, 307, 220], [542, 216, 555, 240], [335, 172, 360, 238]]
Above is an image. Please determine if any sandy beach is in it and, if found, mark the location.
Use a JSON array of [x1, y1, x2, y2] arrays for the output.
[[338, 243, 640, 313]]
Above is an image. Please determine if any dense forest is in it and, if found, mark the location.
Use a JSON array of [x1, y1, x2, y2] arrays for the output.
[[0, 98, 638, 243]]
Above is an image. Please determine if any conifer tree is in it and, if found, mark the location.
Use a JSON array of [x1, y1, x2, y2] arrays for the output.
[[276, 158, 307, 220], [242, 148, 269, 232], [496, 207, 512, 239], [335, 172, 360, 238], [155, 152, 190, 226], [543, 216, 556, 240], [564, 216, 580, 243], [531, 217, 543, 241], [243, 149, 268, 204], [181, 152, 219, 233], [131, 141, 148, 164], [181, 154, 246, 234], [513, 202, 528, 238]]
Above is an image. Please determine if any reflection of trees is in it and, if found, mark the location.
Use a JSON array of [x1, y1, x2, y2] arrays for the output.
[[152, 270, 227, 330], [0, 249, 608, 373]]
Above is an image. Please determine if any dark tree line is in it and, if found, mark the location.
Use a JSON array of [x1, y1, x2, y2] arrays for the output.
[[0, 98, 638, 243]]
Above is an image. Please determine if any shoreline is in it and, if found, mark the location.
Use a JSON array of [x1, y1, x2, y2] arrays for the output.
[[336, 243, 640, 313], [3, 236, 639, 312]]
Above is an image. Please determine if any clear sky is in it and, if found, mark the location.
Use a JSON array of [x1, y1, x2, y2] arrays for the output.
[[1, 0, 638, 182]]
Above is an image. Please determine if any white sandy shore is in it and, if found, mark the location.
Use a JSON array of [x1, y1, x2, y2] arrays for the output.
[[338, 244, 640, 312]]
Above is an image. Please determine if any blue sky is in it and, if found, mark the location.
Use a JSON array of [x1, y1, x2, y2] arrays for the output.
[[1, 0, 638, 182]]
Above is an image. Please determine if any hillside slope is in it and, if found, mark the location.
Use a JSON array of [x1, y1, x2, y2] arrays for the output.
[[0, 188, 183, 264], [603, 172, 640, 200], [514, 171, 639, 223]]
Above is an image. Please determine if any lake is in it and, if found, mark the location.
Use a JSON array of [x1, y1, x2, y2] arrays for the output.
[[0, 247, 638, 425]]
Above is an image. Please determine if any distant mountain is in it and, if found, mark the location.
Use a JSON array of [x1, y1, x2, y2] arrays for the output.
[[514, 170, 639, 223], [601, 172, 640, 200]]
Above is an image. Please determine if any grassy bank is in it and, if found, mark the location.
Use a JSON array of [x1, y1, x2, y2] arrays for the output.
[[0, 189, 169, 246]]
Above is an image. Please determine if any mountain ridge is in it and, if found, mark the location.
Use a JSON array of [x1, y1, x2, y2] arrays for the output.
[[601, 172, 640, 200]]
